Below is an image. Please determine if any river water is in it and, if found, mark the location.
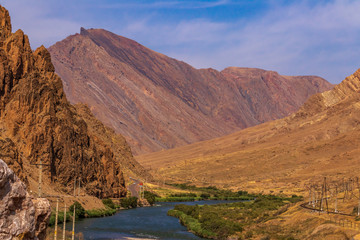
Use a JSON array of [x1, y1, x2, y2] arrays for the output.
[[69, 200, 233, 240]]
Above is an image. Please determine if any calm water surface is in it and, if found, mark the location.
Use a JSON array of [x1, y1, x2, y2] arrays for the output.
[[69, 200, 235, 240]]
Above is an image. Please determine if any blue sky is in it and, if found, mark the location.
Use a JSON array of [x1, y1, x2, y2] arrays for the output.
[[2, 0, 360, 83]]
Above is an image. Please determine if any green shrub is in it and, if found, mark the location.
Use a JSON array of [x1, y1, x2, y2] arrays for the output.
[[48, 211, 72, 226], [144, 191, 158, 205], [168, 210, 216, 238], [85, 208, 116, 218], [170, 193, 197, 198], [200, 193, 210, 199], [120, 197, 138, 209], [102, 199, 116, 209], [69, 201, 85, 219]]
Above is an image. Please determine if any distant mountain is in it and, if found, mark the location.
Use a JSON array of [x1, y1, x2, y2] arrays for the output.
[[137, 68, 360, 194], [48, 28, 333, 155]]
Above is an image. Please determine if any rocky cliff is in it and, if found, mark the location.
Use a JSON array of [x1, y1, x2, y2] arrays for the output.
[[0, 5, 144, 198], [48, 28, 333, 155], [0, 159, 51, 240]]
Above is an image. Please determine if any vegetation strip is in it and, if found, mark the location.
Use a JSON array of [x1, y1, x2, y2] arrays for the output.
[[168, 194, 303, 239]]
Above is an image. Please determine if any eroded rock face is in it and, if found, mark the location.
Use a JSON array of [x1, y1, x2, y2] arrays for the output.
[[0, 5, 129, 198], [0, 159, 50, 240]]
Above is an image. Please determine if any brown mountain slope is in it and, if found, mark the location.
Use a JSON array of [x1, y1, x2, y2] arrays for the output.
[[48, 28, 333, 155], [0, 6, 146, 198], [136, 68, 360, 194]]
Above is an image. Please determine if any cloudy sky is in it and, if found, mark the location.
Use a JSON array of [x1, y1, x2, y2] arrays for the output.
[[2, 0, 360, 83]]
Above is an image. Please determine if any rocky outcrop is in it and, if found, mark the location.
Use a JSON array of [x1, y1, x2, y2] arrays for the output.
[[0, 5, 132, 198], [75, 104, 152, 181], [0, 159, 51, 240], [48, 28, 333, 155]]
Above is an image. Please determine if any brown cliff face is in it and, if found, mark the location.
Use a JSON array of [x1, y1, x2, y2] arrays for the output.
[[49, 28, 333, 155], [0, 6, 138, 198], [137, 68, 360, 194]]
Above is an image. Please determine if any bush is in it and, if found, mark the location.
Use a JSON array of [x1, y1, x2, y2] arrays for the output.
[[48, 211, 72, 226], [86, 208, 116, 218], [120, 197, 138, 209], [168, 210, 216, 238], [69, 201, 85, 219], [200, 193, 210, 199], [102, 199, 116, 209], [144, 191, 158, 205]]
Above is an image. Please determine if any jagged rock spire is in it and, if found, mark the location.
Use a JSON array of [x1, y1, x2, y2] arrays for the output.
[[0, 5, 11, 40]]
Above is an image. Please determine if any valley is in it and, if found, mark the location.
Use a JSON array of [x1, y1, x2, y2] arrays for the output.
[[1, 2, 360, 240], [137, 68, 360, 196]]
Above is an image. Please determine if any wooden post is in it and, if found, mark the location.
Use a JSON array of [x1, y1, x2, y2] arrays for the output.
[[54, 198, 59, 240], [71, 204, 76, 240], [62, 203, 66, 240]]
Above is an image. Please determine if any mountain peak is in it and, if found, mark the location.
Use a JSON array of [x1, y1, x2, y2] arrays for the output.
[[0, 5, 11, 40], [49, 28, 333, 155]]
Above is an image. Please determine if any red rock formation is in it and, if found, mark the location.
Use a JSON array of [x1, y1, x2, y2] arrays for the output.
[[0, 6, 142, 198], [49, 28, 333, 155]]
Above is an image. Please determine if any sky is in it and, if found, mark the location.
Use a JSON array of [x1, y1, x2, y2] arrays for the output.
[[2, 0, 360, 84]]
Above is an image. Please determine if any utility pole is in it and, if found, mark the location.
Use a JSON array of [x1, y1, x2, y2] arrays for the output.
[[74, 178, 77, 197], [31, 159, 50, 198], [62, 203, 67, 240], [54, 198, 59, 240], [324, 177, 329, 212], [357, 178, 360, 216], [39, 159, 43, 198], [335, 186, 338, 213], [71, 204, 76, 240], [78, 177, 81, 196]]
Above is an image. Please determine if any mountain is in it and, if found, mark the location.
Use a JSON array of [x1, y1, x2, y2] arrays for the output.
[[48, 28, 333, 155], [136, 68, 360, 194], [0, 6, 147, 199]]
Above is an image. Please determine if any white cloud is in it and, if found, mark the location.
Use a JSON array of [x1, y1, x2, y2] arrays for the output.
[[98, 0, 231, 9], [2, 0, 360, 83]]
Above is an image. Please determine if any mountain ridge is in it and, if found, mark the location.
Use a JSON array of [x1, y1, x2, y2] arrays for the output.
[[136, 67, 360, 194], [49, 28, 333, 155]]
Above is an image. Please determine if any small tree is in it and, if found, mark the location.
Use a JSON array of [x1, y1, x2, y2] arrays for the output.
[[102, 199, 116, 209], [69, 201, 85, 219], [144, 191, 158, 205], [120, 197, 138, 209]]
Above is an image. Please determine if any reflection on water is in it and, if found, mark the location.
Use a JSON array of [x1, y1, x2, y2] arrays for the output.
[[68, 200, 234, 240]]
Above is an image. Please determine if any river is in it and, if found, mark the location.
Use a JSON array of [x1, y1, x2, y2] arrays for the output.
[[69, 200, 234, 240]]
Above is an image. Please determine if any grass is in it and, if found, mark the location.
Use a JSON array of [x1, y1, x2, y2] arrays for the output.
[[168, 209, 216, 239], [86, 208, 117, 217], [154, 183, 256, 203], [168, 194, 303, 239]]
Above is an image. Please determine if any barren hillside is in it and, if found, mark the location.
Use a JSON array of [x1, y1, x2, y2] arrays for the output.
[[49, 28, 332, 155]]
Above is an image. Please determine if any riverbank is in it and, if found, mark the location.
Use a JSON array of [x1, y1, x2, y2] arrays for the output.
[[58, 200, 236, 239], [168, 194, 303, 239]]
